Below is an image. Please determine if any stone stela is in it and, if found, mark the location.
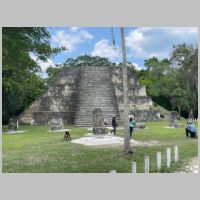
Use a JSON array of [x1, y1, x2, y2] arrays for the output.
[[92, 108, 108, 134], [50, 114, 63, 131], [169, 111, 178, 127], [7, 117, 18, 132]]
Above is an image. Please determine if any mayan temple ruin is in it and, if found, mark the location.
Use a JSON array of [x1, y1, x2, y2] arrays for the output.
[[19, 66, 159, 126]]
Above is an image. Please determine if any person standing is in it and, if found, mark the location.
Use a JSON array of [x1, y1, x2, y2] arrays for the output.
[[129, 117, 136, 139], [111, 115, 117, 135]]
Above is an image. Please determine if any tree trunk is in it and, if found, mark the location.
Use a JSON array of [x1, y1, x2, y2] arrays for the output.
[[177, 106, 181, 119], [120, 27, 131, 154], [188, 108, 193, 118]]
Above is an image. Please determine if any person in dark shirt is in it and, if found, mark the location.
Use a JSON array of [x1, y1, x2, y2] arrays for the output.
[[185, 121, 197, 138], [111, 115, 117, 135]]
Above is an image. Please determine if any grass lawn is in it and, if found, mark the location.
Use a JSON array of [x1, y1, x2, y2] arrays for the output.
[[2, 120, 198, 173]]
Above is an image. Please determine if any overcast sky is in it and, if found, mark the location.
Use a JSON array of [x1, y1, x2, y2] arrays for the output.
[[33, 27, 198, 78]]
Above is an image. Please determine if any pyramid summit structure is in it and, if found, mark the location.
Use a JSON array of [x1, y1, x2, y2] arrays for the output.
[[19, 66, 159, 126]]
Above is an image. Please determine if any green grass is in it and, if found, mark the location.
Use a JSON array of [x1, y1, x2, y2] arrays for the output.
[[2, 120, 198, 173]]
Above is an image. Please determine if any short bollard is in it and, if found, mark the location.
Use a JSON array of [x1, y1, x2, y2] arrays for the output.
[[144, 156, 149, 173], [132, 162, 137, 173], [166, 148, 171, 168], [109, 170, 116, 173], [174, 146, 179, 163], [157, 152, 161, 172]]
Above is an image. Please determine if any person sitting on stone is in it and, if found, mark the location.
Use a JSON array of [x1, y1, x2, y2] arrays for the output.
[[185, 121, 197, 138], [111, 115, 117, 135]]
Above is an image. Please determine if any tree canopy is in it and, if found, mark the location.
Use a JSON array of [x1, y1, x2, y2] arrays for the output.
[[136, 44, 198, 118], [64, 55, 117, 67], [2, 27, 63, 124]]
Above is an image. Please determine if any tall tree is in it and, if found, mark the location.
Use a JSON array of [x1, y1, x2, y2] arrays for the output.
[[142, 57, 172, 97], [45, 64, 63, 86], [136, 44, 198, 118], [170, 87, 187, 117], [170, 44, 198, 118], [2, 27, 63, 123]]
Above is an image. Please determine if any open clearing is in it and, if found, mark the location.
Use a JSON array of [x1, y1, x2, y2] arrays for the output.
[[2, 120, 198, 173]]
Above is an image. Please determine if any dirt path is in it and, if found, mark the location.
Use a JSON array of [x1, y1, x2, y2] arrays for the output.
[[180, 157, 198, 173]]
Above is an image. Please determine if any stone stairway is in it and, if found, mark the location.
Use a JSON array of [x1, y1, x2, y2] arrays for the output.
[[74, 66, 120, 127]]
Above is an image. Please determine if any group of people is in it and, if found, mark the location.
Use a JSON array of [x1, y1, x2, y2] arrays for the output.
[[105, 114, 136, 139], [106, 115, 197, 139]]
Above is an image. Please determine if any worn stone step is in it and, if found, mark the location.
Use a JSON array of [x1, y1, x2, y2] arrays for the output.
[[75, 112, 119, 115], [74, 66, 119, 126], [75, 108, 118, 110], [77, 98, 117, 101], [75, 112, 120, 116], [77, 93, 116, 96]]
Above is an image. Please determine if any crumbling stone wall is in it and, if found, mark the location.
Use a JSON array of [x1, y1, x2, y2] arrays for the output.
[[20, 67, 79, 125], [111, 66, 158, 122], [19, 66, 159, 125]]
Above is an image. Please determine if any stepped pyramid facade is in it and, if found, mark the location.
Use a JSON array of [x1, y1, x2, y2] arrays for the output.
[[19, 66, 159, 126]]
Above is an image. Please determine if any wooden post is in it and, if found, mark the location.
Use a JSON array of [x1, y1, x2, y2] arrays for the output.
[[132, 162, 137, 173], [144, 156, 149, 173], [157, 152, 161, 172], [166, 148, 171, 168], [174, 145, 178, 163]]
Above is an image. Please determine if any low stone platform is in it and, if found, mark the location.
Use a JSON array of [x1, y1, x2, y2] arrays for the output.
[[93, 127, 108, 134], [71, 134, 159, 147], [49, 129, 71, 132]]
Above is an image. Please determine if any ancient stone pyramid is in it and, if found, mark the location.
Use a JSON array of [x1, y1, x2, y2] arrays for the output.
[[19, 66, 159, 126]]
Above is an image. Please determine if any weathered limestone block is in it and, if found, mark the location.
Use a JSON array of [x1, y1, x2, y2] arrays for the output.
[[135, 86, 147, 96], [93, 108, 104, 127], [32, 111, 74, 125], [129, 109, 160, 122], [129, 96, 153, 110], [50, 114, 63, 131], [92, 108, 108, 134], [169, 111, 178, 127], [7, 117, 18, 132]]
